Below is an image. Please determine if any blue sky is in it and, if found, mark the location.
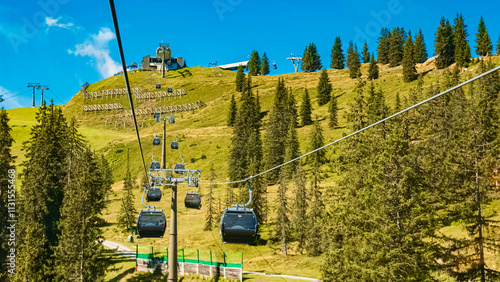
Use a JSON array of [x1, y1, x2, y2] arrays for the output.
[[0, 0, 499, 109]]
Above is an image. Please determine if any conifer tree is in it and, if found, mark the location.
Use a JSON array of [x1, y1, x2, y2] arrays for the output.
[[248, 50, 261, 76], [227, 94, 237, 126], [300, 89, 313, 126], [307, 118, 325, 256], [362, 40, 370, 63], [377, 28, 391, 64], [235, 64, 245, 92], [475, 16, 492, 56], [368, 54, 379, 80], [453, 13, 471, 67], [17, 102, 69, 281], [265, 78, 291, 184], [328, 95, 338, 128], [435, 17, 455, 68], [347, 42, 361, 79], [287, 87, 298, 128], [183, 60, 187, 68], [389, 27, 406, 67], [204, 164, 217, 231], [413, 29, 428, 63], [302, 43, 322, 72], [0, 108, 14, 281], [55, 146, 110, 282], [292, 164, 307, 253], [330, 37, 345, 69], [260, 52, 270, 75], [317, 69, 332, 106], [497, 35, 500, 55], [118, 150, 136, 231], [402, 31, 417, 82]]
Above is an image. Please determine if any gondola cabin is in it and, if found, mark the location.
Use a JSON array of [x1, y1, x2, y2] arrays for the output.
[[220, 207, 258, 244], [153, 137, 161, 145], [171, 141, 179, 150], [184, 191, 201, 209], [174, 163, 185, 174], [136, 209, 166, 238], [146, 187, 162, 201], [150, 161, 161, 170]]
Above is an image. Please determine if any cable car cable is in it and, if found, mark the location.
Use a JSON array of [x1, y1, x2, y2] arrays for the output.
[[199, 65, 500, 186], [109, 0, 148, 178]]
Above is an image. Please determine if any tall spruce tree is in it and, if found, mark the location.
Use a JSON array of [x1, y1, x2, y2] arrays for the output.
[[235, 64, 245, 92], [302, 43, 322, 72], [330, 37, 345, 69], [317, 69, 332, 106], [55, 145, 110, 282], [118, 150, 136, 231], [300, 89, 313, 126], [377, 28, 391, 65], [368, 54, 379, 80], [475, 16, 492, 56], [0, 108, 15, 281], [453, 13, 471, 67], [227, 94, 237, 126], [265, 78, 292, 184], [497, 35, 500, 55], [402, 31, 417, 82], [248, 50, 261, 76], [435, 17, 455, 69], [362, 40, 370, 63], [389, 27, 406, 67], [328, 94, 338, 128], [307, 118, 325, 256], [413, 29, 428, 63], [204, 164, 217, 231], [260, 52, 270, 75], [16, 102, 69, 281], [347, 42, 361, 79]]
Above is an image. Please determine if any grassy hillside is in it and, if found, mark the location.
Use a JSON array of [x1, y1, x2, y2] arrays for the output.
[[7, 56, 500, 281]]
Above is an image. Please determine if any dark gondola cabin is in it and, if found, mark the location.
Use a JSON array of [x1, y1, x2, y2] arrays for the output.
[[153, 137, 161, 145], [174, 163, 185, 174], [220, 207, 258, 244], [171, 141, 178, 150], [150, 161, 161, 170], [184, 191, 201, 209], [146, 187, 162, 201], [136, 209, 166, 238]]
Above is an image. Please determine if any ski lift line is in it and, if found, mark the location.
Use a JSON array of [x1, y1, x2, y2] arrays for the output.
[[0, 86, 27, 98], [200, 65, 500, 186], [109, 0, 148, 179], [2, 89, 32, 101]]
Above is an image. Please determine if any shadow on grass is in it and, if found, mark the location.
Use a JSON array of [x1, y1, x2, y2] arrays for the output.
[[108, 267, 135, 282]]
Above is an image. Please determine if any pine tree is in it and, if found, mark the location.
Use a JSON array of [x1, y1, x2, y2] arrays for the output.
[[413, 29, 428, 63], [330, 37, 345, 69], [497, 35, 500, 55], [362, 40, 370, 63], [435, 17, 455, 69], [402, 31, 417, 82], [0, 108, 15, 281], [235, 64, 245, 92], [389, 27, 406, 67], [307, 118, 325, 256], [204, 164, 217, 231], [248, 50, 261, 76], [118, 150, 136, 231], [260, 52, 270, 75], [317, 69, 332, 106], [300, 89, 313, 127], [16, 102, 69, 281], [302, 43, 322, 72], [55, 146, 110, 281], [453, 13, 471, 67], [328, 95, 338, 128], [347, 42, 361, 79], [475, 16, 492, 56], [368, 54, 379, 80], [287, 87, 298, 128], [377, 28, 391, 65], [265, 78, 292, 184], [183, 60, 187, 68], [227, 94, 237, 126]]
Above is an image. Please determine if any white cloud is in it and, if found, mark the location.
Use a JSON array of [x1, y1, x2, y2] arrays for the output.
[[68, 27, 122, 78], [45, 16, 75, 31]]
